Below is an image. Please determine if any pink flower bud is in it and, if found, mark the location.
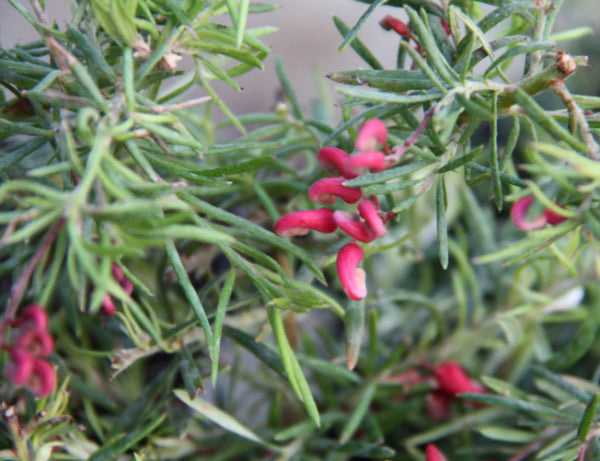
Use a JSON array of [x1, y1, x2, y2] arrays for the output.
[[317, 147, 356, 179], [274, 208, 337, 236], [5, 349, 35, 386], [28, 359, 56, 397], [102, 294, 116, 316], [425, 444, 448, 461], [355, 119, 387, 152], [336, 243, 367, 300], [308, 177, 362, 205], [11, 304, 49, 332], [15, 330, 54, 357], [510, 196, 547, 231], [433, 362, 485, 396], [358, 200, 387, 237], [345, 151, 387, 176], [333, 211, 377, 243]]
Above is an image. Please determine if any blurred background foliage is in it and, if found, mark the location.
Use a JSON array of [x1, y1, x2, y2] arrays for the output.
[[0, 0, 600, 460]]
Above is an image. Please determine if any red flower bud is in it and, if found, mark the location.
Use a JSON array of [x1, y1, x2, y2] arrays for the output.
[[308, 177, 363, 205], [317, 147, 356, 179], [355, 119, 388, 152], [433, 362, 486, 396], [380, 15, 412, 38], [333, 211, 377, 243], [358, 200, 387, 237], [336, 243, 367, 300], [274, 208, 337, 236], [425, 444, 448, 461], [345, 151, 387, 177]]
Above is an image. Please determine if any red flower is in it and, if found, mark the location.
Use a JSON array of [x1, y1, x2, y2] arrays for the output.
[[425, 444, 448, 461], [5, 349, 35, 386], [345, 151, 387, 176], [355, 119, 388, 152], [14, 329, 54, 357], [358, 200, 387, 237], [336, 243, 367, 300], [274, 208, 337, 236], [380, 15, 413, 39], [510, 196, 567, 231], [433, 362, 486, 397], [10, 304, 49, 332], [27, 358, 56, 398], [308, 177, 362, 205], [4, 349, 55, 397], [333, 211, 377, 243], [317, 147, 356, 179]]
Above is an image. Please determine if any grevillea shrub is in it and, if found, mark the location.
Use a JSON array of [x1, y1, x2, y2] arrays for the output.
[[0, 0, 599, 460]]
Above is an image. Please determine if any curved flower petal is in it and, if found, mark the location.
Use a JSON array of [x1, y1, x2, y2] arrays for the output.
[[333, 211, 377, 243], [336, 243, 367, 300], [345, 151, 386, 176], [317, 147, 356, 178], [510, 196, 547, 231], [308, 177, 362, 205], [274, 208, 337, 236], [355, 119, 387, 152], [15, 330, 54, 357], [5, 349, 35, 386], [28, 359, 56, 397], [358, 200, 387, 237], [11, 304, 49, 332], [425, 444, 448, 461]]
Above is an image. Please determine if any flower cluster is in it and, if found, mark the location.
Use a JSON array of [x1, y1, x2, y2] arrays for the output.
[[510, 195, 567, 231], [3, 304, 55, 397], [274, 119, 397, 300]]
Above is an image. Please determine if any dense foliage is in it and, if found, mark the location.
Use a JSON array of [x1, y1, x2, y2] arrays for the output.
[[1, 0, 600, 459]]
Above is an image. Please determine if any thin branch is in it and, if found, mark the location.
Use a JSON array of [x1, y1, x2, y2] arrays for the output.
[[553, 79, 600, 160]]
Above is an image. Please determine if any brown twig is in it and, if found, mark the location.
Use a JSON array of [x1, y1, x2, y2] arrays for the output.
[[552, 79, 599, 161]]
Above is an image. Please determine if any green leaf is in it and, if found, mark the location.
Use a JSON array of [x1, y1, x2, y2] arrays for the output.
[[339, 381, 377, 444], [89, 0, 138, 46], [174, 389, 276, 449], [345, 299, 365, 371], [436, 177, 449, 270], [179, 346, 204, 398], [165, 241, 214, 355], [477, 426, 537, 443], [333, 16, 382, 70], [88, 414, 165, 461], [338, 0, 388, 53], [577, 393, 599, 441], [211, 268, 236, 385]]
